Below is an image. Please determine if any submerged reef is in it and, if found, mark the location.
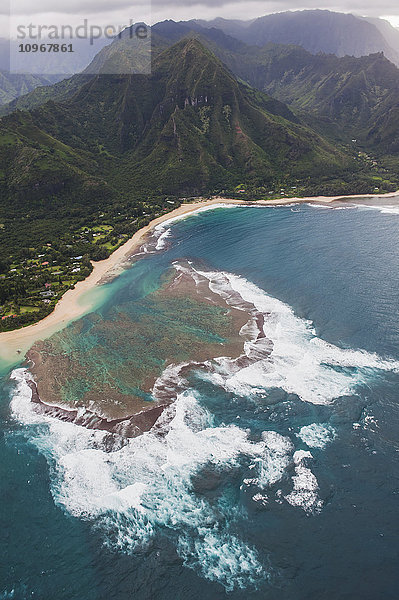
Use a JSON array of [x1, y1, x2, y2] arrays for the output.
[[26, 264, 250, 431]]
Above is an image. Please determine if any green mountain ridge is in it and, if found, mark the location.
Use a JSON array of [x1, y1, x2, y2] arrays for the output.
[[1, 38, 353, 197], [192, 10, 399, 65], [0, 37, 396, 330], [151, 23, 399, 153], [223, 45, 399, 148], [5, 19, 399, 157], [116, 39, 349, 194], [3, 10, 399, 112]]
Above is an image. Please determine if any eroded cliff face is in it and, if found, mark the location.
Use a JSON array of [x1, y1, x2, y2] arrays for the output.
[[27, 378, 169, 439]]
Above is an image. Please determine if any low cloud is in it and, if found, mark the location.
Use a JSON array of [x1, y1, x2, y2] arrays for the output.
[[3, 0, 399, 28]]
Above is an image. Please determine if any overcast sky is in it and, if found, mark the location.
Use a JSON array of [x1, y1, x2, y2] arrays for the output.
[[4, 0, 399, 39]]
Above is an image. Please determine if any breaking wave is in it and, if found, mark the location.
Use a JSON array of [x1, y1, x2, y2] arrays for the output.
[[298, 423, 337, 449], [284, 450, 322, 513], [145, 203, 238, 253], [173, 263, 399, 405], [353, 203, 399, 215], [9, 368, 328, 591], [9, 257, 399, 590]]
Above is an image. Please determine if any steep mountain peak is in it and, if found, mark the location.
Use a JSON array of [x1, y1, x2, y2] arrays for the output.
[[152, 36, 237, 108], [163, 36, 213, 58], [158, 35, 221, 60], [1, 36, 350, 197]]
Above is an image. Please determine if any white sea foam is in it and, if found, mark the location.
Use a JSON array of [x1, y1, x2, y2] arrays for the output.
[[147, 203, 239, 253], [10, 374, 283, 589], [151, 362, 191, 401], [153, 204, 236, 239], [177, 529, 265, 592], [257, 431, 293, 487], [12, 256, 395, 587], [187, 203, 238, 214], [154, 228, 172, 250], [247, 434, 322, 514], [298, 423, 337, 449], [308, 203, 334, 210], [181, 266, 399, 404], [363, 413, 379, 432], [10, 366, 328, 589], [0, 586, 32, 600], [252, 492, 269, 506], [309, 203, 357, 211], [285, 450, 322, 513], [353, 203, 399, 215]]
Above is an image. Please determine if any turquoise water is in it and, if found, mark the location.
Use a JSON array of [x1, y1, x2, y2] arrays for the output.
[[2, 202, 399, 599]]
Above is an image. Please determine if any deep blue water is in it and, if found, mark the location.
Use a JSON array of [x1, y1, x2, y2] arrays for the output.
[[1, 202, 399, 599]]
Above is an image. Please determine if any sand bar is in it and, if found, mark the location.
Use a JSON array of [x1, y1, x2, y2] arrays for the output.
[[0, 190, 398, 367]]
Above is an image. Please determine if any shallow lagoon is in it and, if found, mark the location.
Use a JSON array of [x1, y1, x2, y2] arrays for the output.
[[2, 202, 399, 599]]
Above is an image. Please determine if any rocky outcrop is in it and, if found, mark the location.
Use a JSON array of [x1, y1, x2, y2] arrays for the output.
[[28, 379, 170, 438]]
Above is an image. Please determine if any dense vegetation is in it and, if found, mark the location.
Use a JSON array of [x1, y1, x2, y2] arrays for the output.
[[0, 36, 398, 330], [6, 21, 399, 153], [147, 22, 399, 153]]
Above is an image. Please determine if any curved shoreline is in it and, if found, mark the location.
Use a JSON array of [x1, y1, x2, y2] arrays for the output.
[[1, 190, 398, 367]]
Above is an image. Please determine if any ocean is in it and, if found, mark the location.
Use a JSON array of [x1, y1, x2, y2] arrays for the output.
[[1, 201, 399, 599]]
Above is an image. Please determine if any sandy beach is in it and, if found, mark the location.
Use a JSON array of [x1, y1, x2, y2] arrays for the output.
[[1, 189, 398, 366]]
